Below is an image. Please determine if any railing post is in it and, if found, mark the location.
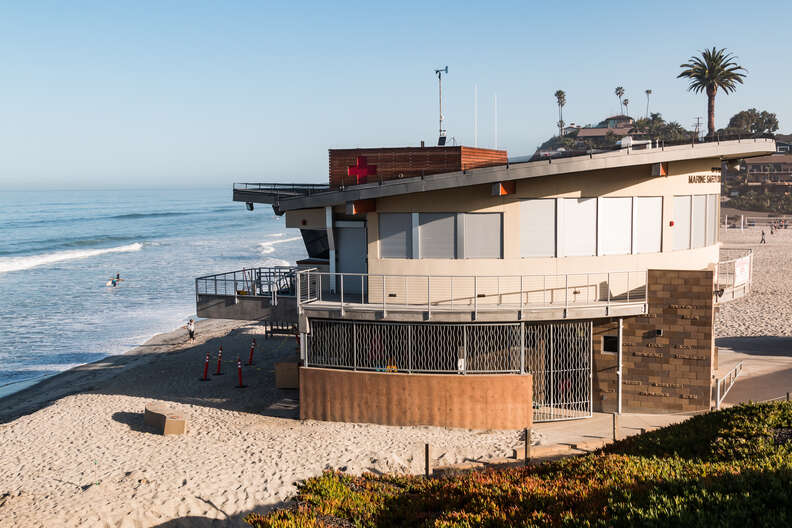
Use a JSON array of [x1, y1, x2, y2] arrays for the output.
[[627, 272, 630, 303], [520, 322, 525, 374], [586, 273, 590, 304], [296, 270, 301, 307], [340, 273, 345, 316], [450, 276, 454, 310], [543, 275, 547, 305], [607, 272, 611, 313], [565, 274, 569, 311], [474, 275, 478, 318], [382, 275, 386, 316], [361, 275, 364, 304], [427, 276, 431, 317], [353, 322, 357, 371], [519, 275, 524, 315]]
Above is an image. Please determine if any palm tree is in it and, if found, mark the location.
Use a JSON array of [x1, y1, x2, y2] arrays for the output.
[[554, 90, 566, 136], [615, 86, 625, 114], [678, 47, 747, 136], [645, 89, 652, 119], [623, 98, 630, 117]]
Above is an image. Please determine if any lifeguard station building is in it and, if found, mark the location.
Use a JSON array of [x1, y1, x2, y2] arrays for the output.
[[196, 138, 771, 429]]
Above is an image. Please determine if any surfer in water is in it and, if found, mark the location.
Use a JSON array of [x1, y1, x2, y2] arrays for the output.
[[107, 273, 123, 287]]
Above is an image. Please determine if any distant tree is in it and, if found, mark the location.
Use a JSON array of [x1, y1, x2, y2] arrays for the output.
[[623, 98, 630, 116], [726, 108, 779, 135], [634, 112, 693, 142], [555, 90, 567, 136], [644, 89, 652, 119], [615, 86, 625, 114], [678, 47, 747, 136]]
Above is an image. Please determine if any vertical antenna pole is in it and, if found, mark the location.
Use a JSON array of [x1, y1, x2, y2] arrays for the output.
[[438, 71, 443, 138], [494, 93, 498, 149]]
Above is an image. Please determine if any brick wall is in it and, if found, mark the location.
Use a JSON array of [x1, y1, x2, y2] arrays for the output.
[[592, 269, 715, 413]]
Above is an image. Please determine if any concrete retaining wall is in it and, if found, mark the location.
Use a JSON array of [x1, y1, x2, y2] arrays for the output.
[[299, 367, 533, 429]]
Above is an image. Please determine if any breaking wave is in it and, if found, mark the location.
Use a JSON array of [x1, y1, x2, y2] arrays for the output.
[[257, 236, 302, 255], [0, 243, 144, 274]]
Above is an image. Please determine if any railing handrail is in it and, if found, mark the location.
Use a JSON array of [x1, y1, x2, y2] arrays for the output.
[[196, 265, 295, 281], [295, 269, 648, 280], [716, 360, 744, 410], [196, 266, 299, 300], [296, 268, 648, 320], [718, 248, 753, 265]]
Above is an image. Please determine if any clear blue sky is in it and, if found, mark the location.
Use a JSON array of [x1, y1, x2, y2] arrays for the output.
[[1, 1, 789, 189]]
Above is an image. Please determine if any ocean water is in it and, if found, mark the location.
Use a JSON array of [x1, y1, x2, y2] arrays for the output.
[[0, 189, 304, 396]]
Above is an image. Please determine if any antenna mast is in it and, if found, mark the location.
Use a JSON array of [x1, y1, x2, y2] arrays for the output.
[[435, 66, 448, 145], [493, 93, 498, 149]]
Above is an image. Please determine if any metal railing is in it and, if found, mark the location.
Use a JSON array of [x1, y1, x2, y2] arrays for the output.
[[233, 182, 331, 195], [716, 249, 753, 303], [715, 361, 744, 410], [195, 266, 297, 305], [306, 319, 593, 421], [296, 269, 648, 318], [724, 216, 792, 229], [525, 133, 775, 162]]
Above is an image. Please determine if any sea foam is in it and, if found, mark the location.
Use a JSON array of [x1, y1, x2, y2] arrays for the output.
[[258, 236, 302, 255], [0, 243, 143, 274]]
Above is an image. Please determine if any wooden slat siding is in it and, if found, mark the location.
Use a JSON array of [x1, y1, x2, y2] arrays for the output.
[[328, 146, 507, 188], [460, 146, 508, 171]]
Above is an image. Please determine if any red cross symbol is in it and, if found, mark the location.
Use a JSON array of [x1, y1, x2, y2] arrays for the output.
[[347, 156, 377, 185]]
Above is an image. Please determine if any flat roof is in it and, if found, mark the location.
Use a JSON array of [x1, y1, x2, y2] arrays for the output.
[[235, 137, 775, 213], [746, 153, 792, 164]]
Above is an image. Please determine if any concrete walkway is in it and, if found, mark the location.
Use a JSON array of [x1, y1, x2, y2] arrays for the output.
[[532, 411, 688, 447], [717, 336, 792, 404]]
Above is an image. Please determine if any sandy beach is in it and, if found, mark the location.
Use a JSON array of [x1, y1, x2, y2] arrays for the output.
[[0, 320, 521, 527], [1, 226, 790, 527]]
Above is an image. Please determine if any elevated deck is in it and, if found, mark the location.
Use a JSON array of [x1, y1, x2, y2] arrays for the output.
[[296, 270, 649, 323], [195, 252, 751, 323], [195, 267, 298, 321]]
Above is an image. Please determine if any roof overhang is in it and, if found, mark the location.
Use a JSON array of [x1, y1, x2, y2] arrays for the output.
[[236, 138, 775, 213]]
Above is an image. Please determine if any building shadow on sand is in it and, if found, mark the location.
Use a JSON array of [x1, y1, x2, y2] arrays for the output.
[[716, 335, 792, 357], [148, 499, 291, 528], [0, 322, 301, 425]]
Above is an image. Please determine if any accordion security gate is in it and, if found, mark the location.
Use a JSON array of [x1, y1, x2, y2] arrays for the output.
[[306, 319, 592, 422]]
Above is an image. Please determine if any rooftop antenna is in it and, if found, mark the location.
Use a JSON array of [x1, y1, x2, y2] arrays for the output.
[[693, 116, 703, 139], [435, 66, 448, 145], [493, 93, 498, 149]]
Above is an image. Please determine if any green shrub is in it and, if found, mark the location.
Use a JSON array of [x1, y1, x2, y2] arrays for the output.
[[245, 403, 792, 527]]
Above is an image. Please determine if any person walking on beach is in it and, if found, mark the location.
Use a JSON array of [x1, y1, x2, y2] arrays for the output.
[[186, 319, 196, 343], [760, 230, 766, 244]]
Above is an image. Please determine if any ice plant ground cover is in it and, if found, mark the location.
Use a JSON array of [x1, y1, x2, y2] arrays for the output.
[[246, 402, 792, 527]]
